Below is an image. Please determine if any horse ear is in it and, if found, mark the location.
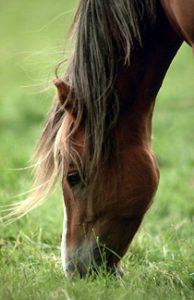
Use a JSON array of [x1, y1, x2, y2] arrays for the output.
[[53, 79, 77, 119], [53, 79, 71, 107]]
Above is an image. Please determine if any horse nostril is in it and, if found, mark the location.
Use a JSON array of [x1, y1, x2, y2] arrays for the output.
[[65, 261, 76, 273], [65, 261, 87, 278]]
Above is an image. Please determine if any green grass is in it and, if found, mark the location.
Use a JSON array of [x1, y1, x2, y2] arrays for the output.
[[0, 1, 194, 299]]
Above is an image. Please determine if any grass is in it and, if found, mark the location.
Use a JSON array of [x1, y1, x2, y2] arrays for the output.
[[0, 1, 194, 299]]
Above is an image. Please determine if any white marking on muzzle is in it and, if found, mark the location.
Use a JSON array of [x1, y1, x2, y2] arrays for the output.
[[61, 207, 67, 274]]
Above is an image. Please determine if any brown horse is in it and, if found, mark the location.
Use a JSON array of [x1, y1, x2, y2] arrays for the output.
[[7, 0, 194, 277]]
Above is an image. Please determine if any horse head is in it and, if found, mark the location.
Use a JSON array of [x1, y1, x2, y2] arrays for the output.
[[54, 79, 159, 277]]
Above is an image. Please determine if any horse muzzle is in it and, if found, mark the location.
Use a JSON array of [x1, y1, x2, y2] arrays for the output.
[[64, 242, 123, 278]]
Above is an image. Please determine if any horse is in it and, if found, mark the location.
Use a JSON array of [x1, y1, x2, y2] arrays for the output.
[[7, 0, 194, 277]]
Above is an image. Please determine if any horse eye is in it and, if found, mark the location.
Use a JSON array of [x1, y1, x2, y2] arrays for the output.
[[67, 172, 81, 187]]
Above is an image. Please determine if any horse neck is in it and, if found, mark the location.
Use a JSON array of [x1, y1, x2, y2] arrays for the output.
[[161, 0, 194, 48], [115, 3, 182, 149]]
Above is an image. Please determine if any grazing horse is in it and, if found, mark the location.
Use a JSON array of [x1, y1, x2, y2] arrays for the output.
[[9, 0, 194, 277]]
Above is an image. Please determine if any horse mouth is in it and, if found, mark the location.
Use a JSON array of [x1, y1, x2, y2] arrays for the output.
[[65, 260, 123, 279], [64, 243, 123, 278]]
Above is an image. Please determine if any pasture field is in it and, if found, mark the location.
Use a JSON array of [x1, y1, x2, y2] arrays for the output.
[[0, 1, 194, 299]]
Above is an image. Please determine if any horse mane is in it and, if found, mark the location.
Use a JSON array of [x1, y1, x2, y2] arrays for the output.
[[70, 0, 156, 171], [3, 0, 156, 221]]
